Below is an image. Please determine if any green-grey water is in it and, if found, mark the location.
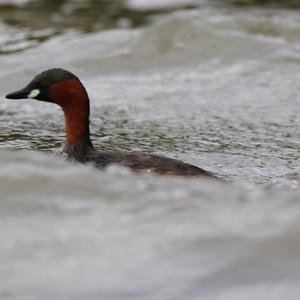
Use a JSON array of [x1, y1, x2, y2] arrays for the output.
[[1, 1, 300, 299]]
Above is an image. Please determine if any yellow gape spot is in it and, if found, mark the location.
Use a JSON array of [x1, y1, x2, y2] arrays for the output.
[[28, 89, 40, 99]]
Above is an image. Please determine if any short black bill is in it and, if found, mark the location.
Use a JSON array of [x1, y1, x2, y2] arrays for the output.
[[6, 87, 31, 100]]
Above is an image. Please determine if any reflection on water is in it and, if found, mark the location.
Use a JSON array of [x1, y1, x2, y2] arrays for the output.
[[1, 0, 300, 54], [1, 1, 300, 299], [0, 0, 154, 31], [0, 0, 163, 54]]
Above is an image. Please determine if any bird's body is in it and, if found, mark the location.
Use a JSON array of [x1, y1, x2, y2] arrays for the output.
[[6, 68, 216, 178], [65, 141, 213, 176]]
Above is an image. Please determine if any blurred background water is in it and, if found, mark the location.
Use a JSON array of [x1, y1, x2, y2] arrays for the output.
[[1, 1, 300, 299]]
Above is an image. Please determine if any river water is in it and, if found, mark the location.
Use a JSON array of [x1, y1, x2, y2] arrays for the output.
[[1, 1, 300, 299]]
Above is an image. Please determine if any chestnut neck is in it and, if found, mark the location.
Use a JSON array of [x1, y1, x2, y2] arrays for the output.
[[49, 79, 94, 153], [62, 102, 93, 150]]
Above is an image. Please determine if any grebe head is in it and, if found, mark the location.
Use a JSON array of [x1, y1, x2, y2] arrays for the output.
[[5, 68, 88, 108], [6, 68, 92, 147]]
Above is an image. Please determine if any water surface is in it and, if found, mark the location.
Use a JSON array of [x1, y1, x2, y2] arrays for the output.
[[1, 1, 300, 299]]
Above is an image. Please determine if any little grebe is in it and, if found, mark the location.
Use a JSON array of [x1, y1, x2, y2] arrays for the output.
[[6, 68, 216, 177]]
